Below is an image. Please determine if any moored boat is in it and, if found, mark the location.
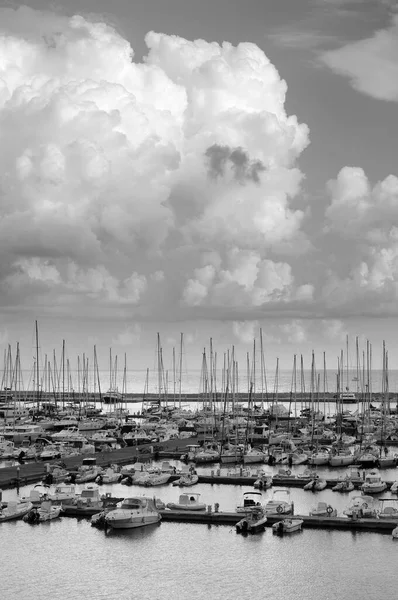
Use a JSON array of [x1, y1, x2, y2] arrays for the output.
[[361, 469, 387, 494], [105, 496, 161, 529], [272, 518, 303, 534], [236, 507, 267, 534], [166, 493, 206, 511], [0, 500, 33, 522], [309, 502, 337, 517]]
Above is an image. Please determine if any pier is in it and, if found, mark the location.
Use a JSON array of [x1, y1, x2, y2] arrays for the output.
[[158, 509, 398, 533]]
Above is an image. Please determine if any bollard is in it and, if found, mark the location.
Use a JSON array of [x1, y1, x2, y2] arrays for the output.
[[207, 504, 212, 514], [211, 470, 214, 477]]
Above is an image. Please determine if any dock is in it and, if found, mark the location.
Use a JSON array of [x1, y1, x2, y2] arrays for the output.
[[0, 437, 197, 490], [158, 509, 398, 533]]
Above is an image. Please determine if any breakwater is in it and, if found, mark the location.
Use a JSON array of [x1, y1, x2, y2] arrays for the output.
[[4, 391, 398, 404]]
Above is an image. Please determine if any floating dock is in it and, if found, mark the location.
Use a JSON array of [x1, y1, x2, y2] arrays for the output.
[[159, 509, 398, 533]]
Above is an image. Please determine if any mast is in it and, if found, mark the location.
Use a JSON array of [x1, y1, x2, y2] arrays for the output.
[[35, 320, 40, 413], [179, 333, 183, 409]]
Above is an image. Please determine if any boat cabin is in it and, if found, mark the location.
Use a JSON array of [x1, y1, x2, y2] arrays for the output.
[[178, 493, 202, 506], [242, 492, 263, 508]]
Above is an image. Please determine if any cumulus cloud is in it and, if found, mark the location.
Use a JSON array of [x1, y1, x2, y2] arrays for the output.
[[112, 324, 141, 346], [320, 15, 398, 101], [321, 167, 398, 313], [0, 6, 313, 323]]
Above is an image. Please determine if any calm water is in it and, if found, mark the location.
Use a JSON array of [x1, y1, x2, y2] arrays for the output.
[[2, 461, 398, 600]]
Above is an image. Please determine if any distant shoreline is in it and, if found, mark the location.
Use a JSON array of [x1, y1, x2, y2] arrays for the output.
[[1, 391, 396, 404]]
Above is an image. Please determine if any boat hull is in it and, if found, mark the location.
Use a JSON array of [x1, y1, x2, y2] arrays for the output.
[[106, 515, 161, 529]]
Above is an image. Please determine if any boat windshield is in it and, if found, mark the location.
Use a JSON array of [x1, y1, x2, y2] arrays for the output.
[[121, 498, 146, 509]]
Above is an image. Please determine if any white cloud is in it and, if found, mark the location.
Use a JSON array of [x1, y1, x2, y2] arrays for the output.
[[0, 6, 313, 322], [112, 324, 141, 347], [233, 321, 259, 344], [320, 15, 398, 101], [321, 167, 398, 312]]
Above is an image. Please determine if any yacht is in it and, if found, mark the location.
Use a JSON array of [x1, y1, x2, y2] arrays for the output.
[[105, 496, 161, 529]]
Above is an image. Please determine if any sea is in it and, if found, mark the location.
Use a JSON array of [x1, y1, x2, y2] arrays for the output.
[[1, 460, 398, 600], [14, 368, 398, 398]]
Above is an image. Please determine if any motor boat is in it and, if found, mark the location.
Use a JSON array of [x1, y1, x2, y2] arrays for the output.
[[96, 466, 122, 485], [361, 469, 387, 494], [379, 503, 398, 519], [272, 518, 303, 534], [253, 471, 273, 490], [332, 479, 354, 492], [166, 493, 206, 511], [0, 500, 34, 522], [105, 496, 161, 529], [48, 483, 76, 504], [236, 491, 264, 513], [172, 472, 199, 487], [61, 483, 104, 516], [136, 472, 171, 487], [392, 525, 398, 539], [309, 502, 337, 517], [303, 476, 327, 492], [264, 489, 293, 515], [236, 507, 267, 534], [23, 500, 62, 523], [343, 495, 380, 518]]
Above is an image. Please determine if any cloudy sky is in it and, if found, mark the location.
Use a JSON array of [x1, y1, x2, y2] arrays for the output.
[[0, 0, 398, 389]]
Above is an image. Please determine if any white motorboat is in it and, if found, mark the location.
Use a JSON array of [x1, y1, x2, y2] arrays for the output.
[[272, 518, 303, 534], [166, 493, 207, 511], [172, 472, 199, 487], [136, 472, 171, 487], [20, 484, 50, 506], [105, 496, 161, 529], [72, 458, 103, 484], [379, 503, 398, 519], [392, 526, 398, 539], [236, 491, 264, 514], [0, 500, 34, 522], [96, 466, 122, 485], [309, 502, 337, 517], [236, 507, 267, 534], [390, 481, 398, 494], [303, 477, 327, 492], [48, 483, 76, 505], [343, 495, 380, 518], [264, 489, 293, 515], [332, 479, 354, 492], [253, 470, 273, 490], [61, 483, 104, 515], [361, 469, 387, 494], [24, 500, 62, 523]]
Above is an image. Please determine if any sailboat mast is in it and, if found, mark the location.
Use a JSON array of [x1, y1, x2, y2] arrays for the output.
[[35, 320, 40, 412]]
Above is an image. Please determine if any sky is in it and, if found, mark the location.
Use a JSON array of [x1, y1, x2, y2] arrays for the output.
[[0, 0, 398, 390]]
